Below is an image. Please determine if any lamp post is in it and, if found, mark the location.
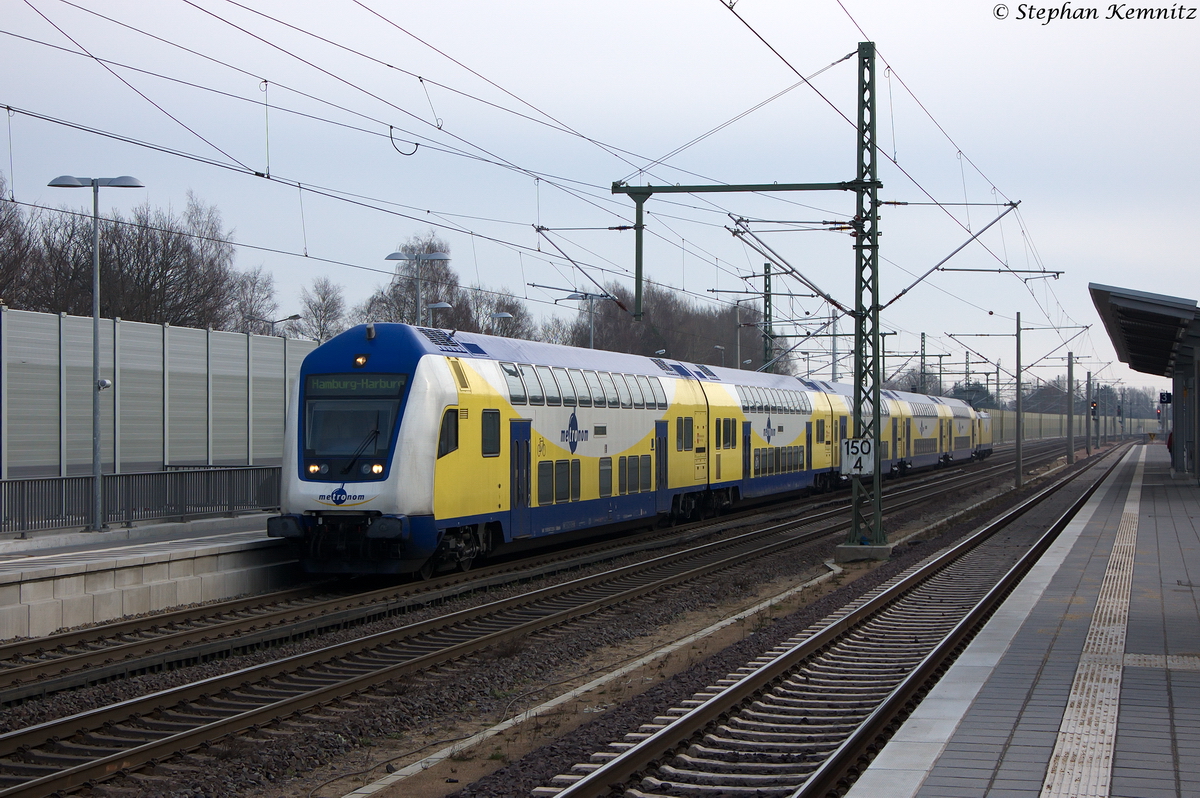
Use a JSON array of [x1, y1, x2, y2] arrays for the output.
[[385, 251, 450, 327], [249, 313, 301, 336], [713, 345, 725, 367], [426, 301, 452, 326], [48, 174, 144, 532]]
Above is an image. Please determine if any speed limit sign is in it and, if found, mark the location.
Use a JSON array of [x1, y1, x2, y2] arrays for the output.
[[841, 437, 874, 476]]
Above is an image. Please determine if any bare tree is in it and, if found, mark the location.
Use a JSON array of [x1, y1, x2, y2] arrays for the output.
[[469, 286, 537, 338], [2, 189, 244, 329], [0, 175, 33, 307], [290, 276, 346, 342], [231, 266, 279, 335]]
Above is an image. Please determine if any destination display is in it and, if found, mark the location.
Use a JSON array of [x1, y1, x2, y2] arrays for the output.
[[305, 374, 408, 398]]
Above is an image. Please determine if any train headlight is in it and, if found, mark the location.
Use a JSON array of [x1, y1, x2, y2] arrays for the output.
[[353, 354, 369, 368], [308, 464, 320, 474], [371, 463, 384, 475]]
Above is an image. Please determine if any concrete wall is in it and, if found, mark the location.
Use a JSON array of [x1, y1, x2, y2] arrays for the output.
[[0, 537, 297, 638]]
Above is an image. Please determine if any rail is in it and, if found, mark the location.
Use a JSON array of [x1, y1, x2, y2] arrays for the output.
[[0, 467, 280, 533]]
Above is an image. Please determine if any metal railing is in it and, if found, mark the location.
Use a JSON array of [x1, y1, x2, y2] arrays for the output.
[[0, 467, 281, 534]]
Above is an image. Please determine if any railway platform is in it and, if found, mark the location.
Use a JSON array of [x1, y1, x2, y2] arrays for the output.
[[847, 442, 1198, 798], [0, 514, 294, 638]]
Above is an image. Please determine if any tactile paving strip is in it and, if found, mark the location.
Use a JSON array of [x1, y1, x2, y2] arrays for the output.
[[1041, 448, 1145, 798]]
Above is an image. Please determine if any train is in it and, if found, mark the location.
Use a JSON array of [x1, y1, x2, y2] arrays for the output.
[[267, 323, 992, 577]]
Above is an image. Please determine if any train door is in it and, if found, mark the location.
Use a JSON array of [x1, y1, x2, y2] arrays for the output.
[[905, 418, 912, 459], [655, 420, 671, 513], [742, 421, 751, 476], [509, 420, 531, 539], [693, 411, 708, 482], [833, 416, 846, 468], [891, 417, 898, 464], [806, 422, 813, 471]]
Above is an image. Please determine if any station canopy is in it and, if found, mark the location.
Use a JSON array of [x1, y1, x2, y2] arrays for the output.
[[1090, 283, 1200, 377]]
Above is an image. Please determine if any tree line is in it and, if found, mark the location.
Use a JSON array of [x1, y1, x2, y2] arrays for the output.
[[0, 185, 779, 371]]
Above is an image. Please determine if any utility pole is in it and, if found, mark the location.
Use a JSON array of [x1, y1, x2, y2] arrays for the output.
[[847, 40, 885, 549], [1016, 311, 1023, 488], [1086, 371, 1092, 456], [763, 262, 773, 372], [1067, 351, 1075, 464], [920, 332, 927, 393], [831, 316, 839, 382]]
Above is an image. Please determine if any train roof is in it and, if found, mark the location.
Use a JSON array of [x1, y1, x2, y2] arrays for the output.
[[337, 323, 818, 390], [321, 325, 981, 412]]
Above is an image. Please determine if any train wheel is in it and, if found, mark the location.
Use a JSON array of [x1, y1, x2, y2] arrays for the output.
[[417, 559, 435, 581]]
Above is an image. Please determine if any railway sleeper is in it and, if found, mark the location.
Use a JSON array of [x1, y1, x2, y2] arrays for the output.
[[701, 733, 843, 754], [657, 763, 810, 788], [638, 776, 796, 796], [672, 753, 819, 774], [725, 717, 862, 736], [749, 701, 866, 717], [741, 709, 862, 727], [0, 759, 61, 778], [710, 726, 849, 745], [755, 695, 878, 710]]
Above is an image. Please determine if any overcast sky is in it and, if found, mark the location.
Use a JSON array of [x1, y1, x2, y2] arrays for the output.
[[3, 0, 1194, 394]]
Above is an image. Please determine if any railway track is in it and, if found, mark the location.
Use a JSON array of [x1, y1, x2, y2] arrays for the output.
[[0, 439, 1069, 707], [531, 442, 1131, 797], [0, 441, 1086, 796]]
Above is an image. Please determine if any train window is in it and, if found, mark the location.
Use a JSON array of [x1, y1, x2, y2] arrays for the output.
[[553, 367, 576, 407], [640, 455, 652, 492], [684, 416, 694, 451], [519, 364, 544, 405], [628, 456, 640, 494], [636, 376, 656, 411], [571, 459, 581, 501], [753, 449, 760, 477], [500, 363, 526, 405], [728, 418, 736, 449], [614, 375, 633, 408], [481, 410, 500, 457], [799, 392, 812, 414], [536, 366, 561, 406], [754, 387, 768, 413], [773, 389, 786, 414], [649, 377, 668, 410], [537, 461, 553, 505], [676, 417, 684, 451], [584, 371, 607, 407], [555, 460, 570, 503], [568, 369, 591, 407], [816, 419, 826, 442], [599, 457, 613, 497], [599, 372, 620, 406], [618, 456, 628, 494], [785, 391, 798, 413], [714, 418, 722, 450], [626, 375, 645, 409], [437, 409, 458, 458]]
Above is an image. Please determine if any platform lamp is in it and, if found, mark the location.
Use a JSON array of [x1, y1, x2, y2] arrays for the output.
[[48, 174, 144, 532], [385, 251, 450, 327], [426, 301, 452, 326], [713, 345, 725, 367]]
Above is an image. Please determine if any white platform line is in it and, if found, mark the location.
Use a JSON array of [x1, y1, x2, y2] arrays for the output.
[[1041, 446, 1145, 798], [843, 447, 1140, 798]]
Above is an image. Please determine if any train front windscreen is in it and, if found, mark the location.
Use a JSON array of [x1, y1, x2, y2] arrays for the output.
[[302, 373, 408, 481]]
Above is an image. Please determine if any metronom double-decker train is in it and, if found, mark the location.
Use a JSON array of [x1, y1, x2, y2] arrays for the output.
[[268, 323, 992, 576]]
